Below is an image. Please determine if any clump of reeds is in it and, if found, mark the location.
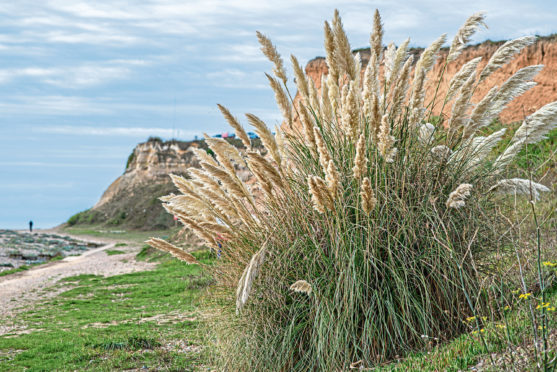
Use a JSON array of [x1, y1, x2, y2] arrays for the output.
[[148, 9, 555, 370]]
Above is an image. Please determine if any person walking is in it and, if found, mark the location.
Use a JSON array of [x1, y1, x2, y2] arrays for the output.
[[29, 220, 33, 233]]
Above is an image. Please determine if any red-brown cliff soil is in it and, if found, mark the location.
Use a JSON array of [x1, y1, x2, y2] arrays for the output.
[[302, 36, 557, 124]]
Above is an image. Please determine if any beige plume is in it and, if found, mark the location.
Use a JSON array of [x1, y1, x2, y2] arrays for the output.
[[447, 13, 486, 62], [290, 280, 312, 295], [256, 31, 287, 84], [445, 184, 473, 209], [360, 177, 377, 214], [217, 104, 251, 148], [146, 238, 199, 264]]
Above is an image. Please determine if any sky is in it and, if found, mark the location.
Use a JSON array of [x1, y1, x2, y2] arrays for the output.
[[1, 0, 557, 229]]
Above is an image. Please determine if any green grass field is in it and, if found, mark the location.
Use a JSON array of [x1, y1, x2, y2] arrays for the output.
[[0, 247, 214, 371]]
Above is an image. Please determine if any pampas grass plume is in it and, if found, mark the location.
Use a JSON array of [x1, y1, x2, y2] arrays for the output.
[[290, 280, 312, 294], [446, 183, 473, 209]]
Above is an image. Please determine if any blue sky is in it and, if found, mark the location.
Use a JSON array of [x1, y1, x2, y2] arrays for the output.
[[1, 0, 556, 229]]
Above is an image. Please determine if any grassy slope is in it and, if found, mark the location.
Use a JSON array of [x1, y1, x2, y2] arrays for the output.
[[0, 248, 214, 371], [61, 225, 181, 244], [378, 287, 556, 371]]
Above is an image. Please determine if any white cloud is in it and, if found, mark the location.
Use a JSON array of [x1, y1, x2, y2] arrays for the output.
[[0, 96, 110, 115], [0, 59, 151, 87], [0, 161, 121, 168], [33, 125, 200, 138]]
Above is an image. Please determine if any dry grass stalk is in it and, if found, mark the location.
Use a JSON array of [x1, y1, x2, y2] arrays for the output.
[[205, 135, 246, 171], [327, 70, 340, 116], [292, 55, 310, 102], [341, 82, 359, 141], [308, 175, 333, 213], [308, 78, 320, 112], [217, 104, 251, 148], [256, 31, 287, 84], [320, 75, 333, 122], [445, 183, 473, 209], [447, 12, 486, 62], [201, 162, 249, 201], [386, 38, 410, 88], [314, 126, 331, 172], [447, 71, 476, 135], [363, 53, 379, 118], [370, 9, 384, 60], [236, 242, 268, 313], [332, 9, 356, 80], [446, 57, 482, 102], [494, 102, 557, 168], [360, 177, 377, 214], [479, 36, 535, 81], [378, 114, 397, 163], [389, 55, 413, 119], [324, 21, 339, 84], [298, 103, 317, 150], [245, 113, 282, 166], [247, 151, 284, 189], [352, 133, 367, 179], [188, 168, 222, 194], [191, 147, 218, 167], [489, 178, 550, 201], [290, 280, 312, 294], [146, 238, 199, 264], [266, 73, 293, 128], [165, 206, 216, 246], [325, 159, 340, 197], [415, 33, 447, 74]]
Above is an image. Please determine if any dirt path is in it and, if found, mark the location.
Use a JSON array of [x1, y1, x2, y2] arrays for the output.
[[0, 231, 156, 335]]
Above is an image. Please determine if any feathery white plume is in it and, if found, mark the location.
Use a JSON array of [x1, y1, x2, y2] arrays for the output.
[[237, 243, 268, 314], [447, 12, 487, 62], [290, 280, 312, 295], [479, 36, 536, 81], [446, 184, 473, 209], [489, 178, 550, 201], [418, 123, 436, 145]]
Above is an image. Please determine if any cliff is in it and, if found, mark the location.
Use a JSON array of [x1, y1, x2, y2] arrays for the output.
[[68, 138, 207, 230], [94, 138, 200, 209], [303, 36, 557, 123]]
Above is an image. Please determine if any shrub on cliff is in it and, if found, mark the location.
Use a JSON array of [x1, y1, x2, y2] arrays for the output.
[[148, 9, 555, 370]]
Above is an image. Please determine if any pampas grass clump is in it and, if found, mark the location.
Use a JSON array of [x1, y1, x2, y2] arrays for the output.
[[149, 9, 555, 370]]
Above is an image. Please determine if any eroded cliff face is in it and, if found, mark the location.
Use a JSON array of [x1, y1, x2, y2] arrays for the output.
[[69, 139, 207, 230], [94, 140, 199, 209], [303, 37, 557, 124]]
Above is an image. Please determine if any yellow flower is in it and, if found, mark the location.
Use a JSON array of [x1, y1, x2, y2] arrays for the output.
[[504, 305, 510, 311], [466, 316, 476, 322], [472, 328, 486, 335], [548, 307, 556, 312], [536, 302, 550, 310], [496, 324, 506, 329], [538, 325, 546, 331], [542, 261, 556, 267], [481, 316, 487, 321], [519, 293, 532, 300]]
